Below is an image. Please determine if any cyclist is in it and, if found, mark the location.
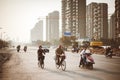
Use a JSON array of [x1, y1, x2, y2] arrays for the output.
[[55, 45, 66, 65], [37, 45, 45, 64]]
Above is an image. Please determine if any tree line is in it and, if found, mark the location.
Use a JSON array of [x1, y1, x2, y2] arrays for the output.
[[0, 39, 10, 49]]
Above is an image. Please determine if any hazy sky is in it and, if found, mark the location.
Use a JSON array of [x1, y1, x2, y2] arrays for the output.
[[0, 0, 115, 42]]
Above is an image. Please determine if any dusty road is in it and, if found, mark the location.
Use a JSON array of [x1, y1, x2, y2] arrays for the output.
[[0, 47, 120, 80]]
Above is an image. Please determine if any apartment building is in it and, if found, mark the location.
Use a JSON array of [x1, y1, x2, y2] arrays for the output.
[[62, 0, 86, 39], [31, 20, 43, 42], [46, 11, 59, 42], [115, 0, 120, 42], [86, 2, 108, 40]]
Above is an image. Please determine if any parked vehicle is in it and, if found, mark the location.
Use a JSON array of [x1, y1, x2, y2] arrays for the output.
[[72, 48, 79, 53], [44, 48, 49, 53], [42, 46, 49, 53]]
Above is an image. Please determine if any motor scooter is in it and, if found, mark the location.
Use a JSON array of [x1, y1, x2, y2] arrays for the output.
[[79, 53, 95, 69], [17, 45, 20, 52], [23, 46, 27, 52], [105, 52, 112, 58], [105, 48, 113, 58]]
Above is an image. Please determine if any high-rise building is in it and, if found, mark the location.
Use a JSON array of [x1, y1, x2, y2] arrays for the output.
[[62, 0, 86, 39], [115, 0, 120, 42], [46, 11, 59, 42], [86, 2, 108, 40], [46, 16, 49, 42], [109, 13, 115, 39], [31, 20, 43, 42]]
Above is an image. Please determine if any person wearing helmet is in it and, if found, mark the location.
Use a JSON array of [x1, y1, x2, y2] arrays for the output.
[[55, 45, 65, 65], [37, 45, 45, 64]]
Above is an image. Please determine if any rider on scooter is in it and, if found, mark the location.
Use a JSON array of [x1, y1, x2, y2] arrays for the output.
[[16, 45, 21, 52], [23, 46, 27, 52], [79, 46, 94, 67]]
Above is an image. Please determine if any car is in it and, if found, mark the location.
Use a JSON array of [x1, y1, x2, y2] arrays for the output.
[[44, 48, 49, 53], [42, 46, 49, 53], [72, 47, 79, 53]]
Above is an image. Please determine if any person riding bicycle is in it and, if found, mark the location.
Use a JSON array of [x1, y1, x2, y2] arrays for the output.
[[37, 45, 45, 64], [55, 45, 65, 65]]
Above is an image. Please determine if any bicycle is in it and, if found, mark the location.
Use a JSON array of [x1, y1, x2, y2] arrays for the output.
[[55, 55, 66, 71], [38, 56, 44, 69]]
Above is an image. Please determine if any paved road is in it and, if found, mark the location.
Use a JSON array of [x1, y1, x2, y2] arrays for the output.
[[0, 47, 120, 80]]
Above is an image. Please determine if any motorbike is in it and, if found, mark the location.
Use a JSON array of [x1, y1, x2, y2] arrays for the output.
[[79, 53, 95, 69], [17, 45, 20, 52], [23, 46, 27, 52], [105, 48, 113, 58], [105, 52, 112, 58], [105, 49, 113, 58], [17, 48, 20, 52]]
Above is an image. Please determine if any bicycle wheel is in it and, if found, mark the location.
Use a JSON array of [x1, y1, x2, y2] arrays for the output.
[[55, 59, 60, 69], [38, 59, 44, 69], [40, 60, 44, 69], [40, 63, 44, 69], [38, 61, 40, 67], [61, 60, 66, 71]]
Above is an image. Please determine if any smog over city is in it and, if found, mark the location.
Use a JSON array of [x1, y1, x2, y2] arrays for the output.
[[0, 0, 120, 80], [0, 0, 114, 42]]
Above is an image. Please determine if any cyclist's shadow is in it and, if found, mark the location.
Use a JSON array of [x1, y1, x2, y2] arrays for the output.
[[44, 68, 74, 79], [44, 68, 102, 80]]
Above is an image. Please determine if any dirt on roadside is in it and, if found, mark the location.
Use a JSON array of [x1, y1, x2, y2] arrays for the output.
[[0, 49, 13, 72]]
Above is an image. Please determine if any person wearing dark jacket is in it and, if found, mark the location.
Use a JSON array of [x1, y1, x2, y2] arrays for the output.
[[55, 45, 65, 65], [37, 45, 45, 64]]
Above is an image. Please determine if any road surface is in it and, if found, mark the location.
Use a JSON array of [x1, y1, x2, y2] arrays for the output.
[[0, 47, 120, 80]]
